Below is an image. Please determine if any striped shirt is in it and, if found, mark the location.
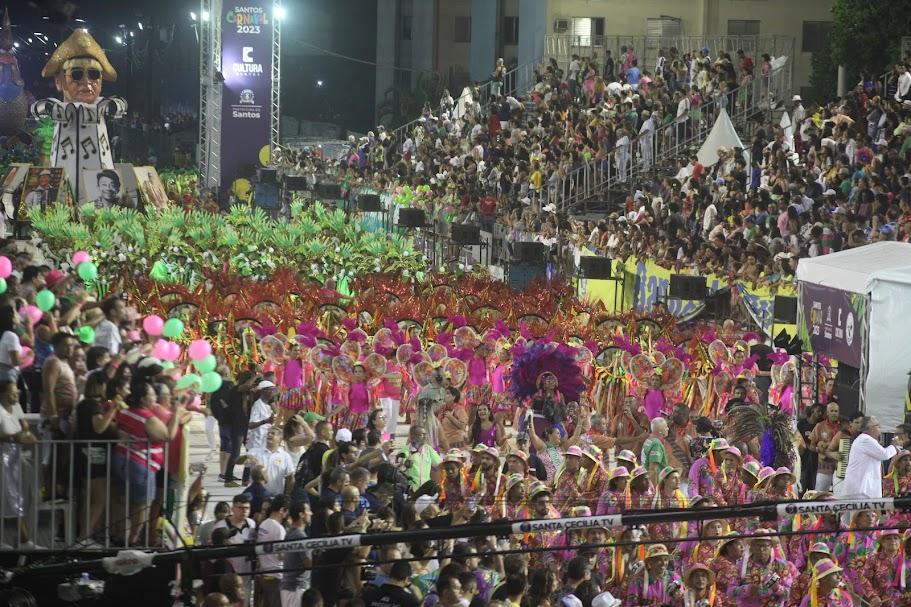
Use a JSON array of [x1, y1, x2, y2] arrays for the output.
[[115, 406, 164, 471]]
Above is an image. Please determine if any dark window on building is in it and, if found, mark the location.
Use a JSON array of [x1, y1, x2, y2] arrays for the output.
[[727, 20, 760, 36], [503, 16, 519, 45], [402, 15, 412, 41], [454, 16, 471, 43], [802, 21, 833, 53]]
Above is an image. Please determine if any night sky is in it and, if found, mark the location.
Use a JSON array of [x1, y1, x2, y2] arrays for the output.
[[4, 0, 378, 132]]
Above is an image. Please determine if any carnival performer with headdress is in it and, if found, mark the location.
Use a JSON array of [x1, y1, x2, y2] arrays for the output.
[[883, 449, 911, 498], [729, 530, 796, 607], [508, 340, 585, 441], [796, 558, 853, 607], [710, 533, 744, 600], [713, 446, 749, 507], [768, 352, 797, 416], [516, 481, 560, 568], [787, 543, 834, 607], [853, 527, 905, 607], [688, 438, 732, 498], [680, 518, 726, 570], [438, 448, 467, 510], [683, 563, 724, 607], [649, 467, 689, 544], [502, 473, 527, 519], [831, 510, 877, 567], [623, 544, 684, 606], [551, 445, 585, 511], [328, 360, 376, 431], [596, 466, 631, 515], [577, 444, 609, 503]]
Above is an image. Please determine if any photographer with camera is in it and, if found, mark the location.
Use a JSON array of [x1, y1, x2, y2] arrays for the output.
[[624, 544, 684, 606], [729, 530, 796, 607], [396, 425, 441, 491]]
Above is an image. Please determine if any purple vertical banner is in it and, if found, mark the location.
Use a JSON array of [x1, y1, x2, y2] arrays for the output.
[[220, 2, 273, 194], [800, 282, 864, 368]]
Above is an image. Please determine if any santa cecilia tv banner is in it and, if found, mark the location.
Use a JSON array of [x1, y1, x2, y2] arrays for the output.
[[220, 2, 272, 194]]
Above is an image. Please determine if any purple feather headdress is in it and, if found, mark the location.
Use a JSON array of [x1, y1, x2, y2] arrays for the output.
[[508, 340, 585, 404]]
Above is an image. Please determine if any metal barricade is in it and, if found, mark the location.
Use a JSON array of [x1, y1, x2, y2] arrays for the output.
[[0, 438, 172, 551]]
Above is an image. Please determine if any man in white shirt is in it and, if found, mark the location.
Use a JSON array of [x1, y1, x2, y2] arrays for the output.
[[212, 494, 256, 604], [93, 297, 124, 354], [895, 64, 911, 103], [702, 202, 718, 235], [639, 111, 657, 170], [257, 494, 288, 607], [246, 381, 277, 453], [837, 416, 904, 498], [240, 426, 295, 496], [614, 129, 631, 181]]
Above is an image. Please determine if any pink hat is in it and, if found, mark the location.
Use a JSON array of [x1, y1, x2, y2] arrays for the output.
[[771, 466, 796, 484], [564, 446, 584, 458], [609, 466, 630, 481], [755, 466, 776, 487], [484, 446, 501, 460], [813, 558, 842, 580], [617, 450, 638, 464]]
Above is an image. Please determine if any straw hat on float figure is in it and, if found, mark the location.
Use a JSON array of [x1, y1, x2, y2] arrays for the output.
[[42, 27, 117, 104]]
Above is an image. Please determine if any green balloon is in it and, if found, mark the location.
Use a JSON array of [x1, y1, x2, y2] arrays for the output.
[[150, 261, 170, 282], [161, 361, 175, 370], [77, 325, 95, 344], [0, 278, 7, 294], [193, 354, 217, 373], [162, 318, 184, 338], [176, 373, 202, 390], [200, 371, 223, 393], [36, 289, 56, 312], [77, 262, 98, 282]]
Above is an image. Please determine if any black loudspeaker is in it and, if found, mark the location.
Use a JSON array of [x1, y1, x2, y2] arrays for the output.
[[773, 296, 798, 324], [398, 208, 426, 228], [257, 167, 277, 183], [237, 162, 256, 178], [315, 183, 342, 199], [833, 363, 860, 413], [358, 194, 382, 212], [513, 241, 547, 262], [451, 223, 481, 245], [669, 275, 706, 300], [282, 175, 308, 190], [579, 256, 612, 280]]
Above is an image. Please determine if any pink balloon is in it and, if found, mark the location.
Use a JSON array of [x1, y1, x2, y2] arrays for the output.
[[72, 251, 91, 266], [0, 256, 11, 279], [143, 315, 165, 336], [20, 305, 43, 324], [18, 346, 33, 369], [167, 341, 182, 361], [188, 339, 212, 360], [152, 339, 171, 359]]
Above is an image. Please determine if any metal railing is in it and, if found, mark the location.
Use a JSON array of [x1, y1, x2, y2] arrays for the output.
[[388, 58, 542, 146], [545, 33, 794, 81], [555, 62, 790, 213], [0, 438, 174, 551]]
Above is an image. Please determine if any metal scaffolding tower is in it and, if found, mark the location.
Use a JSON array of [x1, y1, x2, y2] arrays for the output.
[[271, 1, 282, 157], [198, 0, 222, 191]]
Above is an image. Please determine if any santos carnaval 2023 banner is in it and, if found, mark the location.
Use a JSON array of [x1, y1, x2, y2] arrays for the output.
[[220, 2, 272, 193]]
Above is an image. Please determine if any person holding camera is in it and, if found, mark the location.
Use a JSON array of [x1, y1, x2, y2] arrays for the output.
[[623, 544, 683, 606], [396, 425, 441, 491], [728, 531, 796, 607]]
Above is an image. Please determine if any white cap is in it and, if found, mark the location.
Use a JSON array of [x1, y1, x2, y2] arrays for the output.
[[335, 428, 353, 443], [560, 596, 584, 607], [592, 592, 622, 607], [792, 94, 802, 102], [414, 494, 439, 515], [257, 380, 276, 390]]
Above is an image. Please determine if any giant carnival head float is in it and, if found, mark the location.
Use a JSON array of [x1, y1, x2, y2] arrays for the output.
[[42, 27, 116, 104]]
